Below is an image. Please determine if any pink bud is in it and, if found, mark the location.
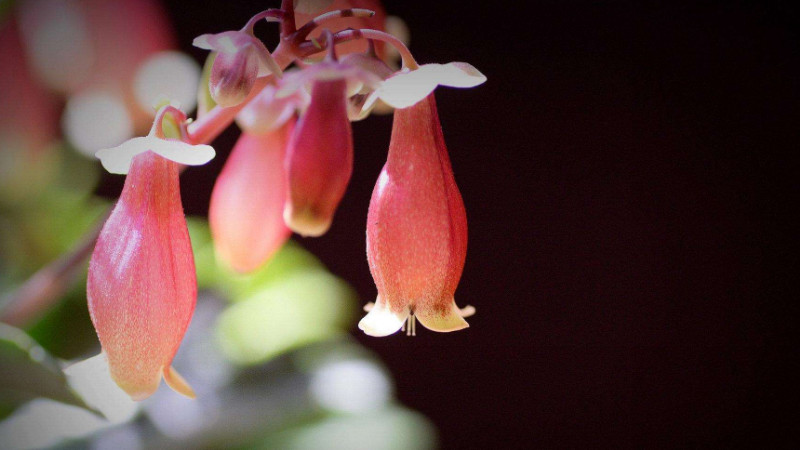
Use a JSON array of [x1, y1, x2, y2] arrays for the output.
[[360, 93, 472, 336], [87, 151, 196, 400], [193, 30, 278, 109], [209, 43, 259, 108], [284, 79, 353, 237], [209, 122, 294, 273]]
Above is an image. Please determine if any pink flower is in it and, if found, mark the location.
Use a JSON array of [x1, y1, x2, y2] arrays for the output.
[[88, 109, 214, 400], [283, 76, 352, 237], [359, 93, 475, 336], [280, 55, 380, 236], [209, 121, 294, 273]]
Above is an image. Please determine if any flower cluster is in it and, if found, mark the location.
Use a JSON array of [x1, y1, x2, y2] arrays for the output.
[[87, 0, 485, 400]]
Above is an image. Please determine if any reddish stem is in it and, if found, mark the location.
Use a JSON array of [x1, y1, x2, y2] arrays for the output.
[[280, 0, 296, 37], [299, 28, 418, 69], [293, 8, 376, 42]]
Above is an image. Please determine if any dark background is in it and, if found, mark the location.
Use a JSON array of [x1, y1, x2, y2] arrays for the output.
[[153, 1, 797, 448]]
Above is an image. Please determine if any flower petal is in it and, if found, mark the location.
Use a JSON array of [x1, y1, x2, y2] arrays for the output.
[[414, 299, 470, 333], [192, 31, 245, 54], [376, 63, 486, 109], [375, 65, 440, 109], [96, 137, 215, 175], [162, 365, 196, 399], [436, 62, 487, 88], [149, 139, 216, 167], [358, 298, 409, 337], [95, 137, 152, 174], [192, 33, 216, 51]]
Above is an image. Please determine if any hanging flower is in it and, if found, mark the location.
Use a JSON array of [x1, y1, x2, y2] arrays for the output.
[[209, 120, 294, 273], [279, 40, 381, 236], [88, 107, 214, 400], [359, 93, 477, 336]]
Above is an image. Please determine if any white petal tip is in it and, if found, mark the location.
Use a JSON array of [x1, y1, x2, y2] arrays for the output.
[[358, 301, 409, 337], [415, 300, 471, 333], [192, 34, 214, 50], [439, 62, 487, 88], [95, 137, 215, 174], [377, 62, 486, 109]]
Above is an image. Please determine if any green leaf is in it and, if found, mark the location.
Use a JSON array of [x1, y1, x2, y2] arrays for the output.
[[214, 240, 327, 301], [186, 218, 326, 296], [186, 216, 219, 290], [216, 270, 357, 365], [0, 1, 16, 23], [56, 141, 101, 197], [0, 324, 94, 420], [0, 186, 107, 277], [26, 284, 98, 360], [252, 407, 438, 450]]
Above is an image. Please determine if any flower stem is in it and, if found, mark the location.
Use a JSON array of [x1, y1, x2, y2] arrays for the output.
[[300, 28, 419, 69], [293, 8, 376, 42], [280, 0, 296, 37], [242, 8, 284, 34]]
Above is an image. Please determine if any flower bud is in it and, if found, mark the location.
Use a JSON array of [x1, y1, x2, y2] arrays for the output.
[[87, 151, 197, 400], [209, 122, 294, 273], [283, 78, 352, 236], [359, 93, 473, 336], [209, 44, 259, 108], [193, 30, 278, 108]]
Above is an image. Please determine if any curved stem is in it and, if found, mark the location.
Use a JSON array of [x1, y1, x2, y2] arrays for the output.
[[293, 8, 376, 42], [323, 30, 337, 62], [151, 105, 187, 138], [242, 9, 284, 34], [280, 0, 296, 37], [300, 28, 418, 69]]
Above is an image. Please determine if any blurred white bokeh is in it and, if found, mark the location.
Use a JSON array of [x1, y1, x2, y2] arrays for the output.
[[63, 90, 133, 156], [134, 51, 201, 113], [309, 359, 392, 413]]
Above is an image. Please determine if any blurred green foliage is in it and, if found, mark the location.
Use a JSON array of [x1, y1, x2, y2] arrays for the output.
[[0, 324, 93, 421], [0, 4, 439, 446]]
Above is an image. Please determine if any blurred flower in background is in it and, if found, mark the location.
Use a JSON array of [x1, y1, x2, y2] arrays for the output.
[[0, 1, 437, 448]]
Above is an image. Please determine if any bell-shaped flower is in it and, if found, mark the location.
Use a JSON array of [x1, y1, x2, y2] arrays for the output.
[[88, 109, 214, 400], [193, 15, 281, 108], [279, 47, 381, 236], [209, 120, 294, 273], [359, 93, 475, 337]]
